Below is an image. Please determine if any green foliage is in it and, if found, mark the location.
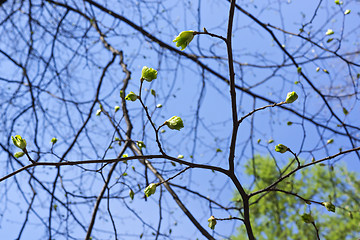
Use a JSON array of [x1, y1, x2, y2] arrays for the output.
[[301, 213, 314, 223], [208, 216, 217, 230], [173, 31, 195, 50], [14, 151, 25, 158], [136, 141, 146, 150], [141, 66, 157, 82], [165, 116, 184, 130], [334, 0, 343, 5], [129, 189, 134, 200], [151, 89, 156, 96], [322, 202, 335, 212], [285, 91, 298, 104], [326, 29, 334, 36], [232, 156, 360, 240], [275, 144, 288, 153], [12, 135, 27, 150], [144, 183, 157, 197], [125, 91, 138, 101]]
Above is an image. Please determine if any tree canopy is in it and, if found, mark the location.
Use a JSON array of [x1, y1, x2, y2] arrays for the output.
[[232, 156, 360, 240]]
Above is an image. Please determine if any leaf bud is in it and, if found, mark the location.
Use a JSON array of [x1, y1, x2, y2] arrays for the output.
[[301, 213, 314, 223], [326, 29, 334, 35], [208, 216, 217, 230], [12, 135, 27, 150], [129, 189, 134, 200], [165, 116, 184, 130], [14, 151, 25, 158], [285, 91, 298, 103], [322, 202, 335, 212], [141, 66, 157, 82], [173, 31, 195, 51], [144, 183, 157, 197], [151, 89, 156, 96], [275, 144, 289, 153], [136, 141, 146, 150], [125, 91, 138, 101], [51, 137, 58, 144]]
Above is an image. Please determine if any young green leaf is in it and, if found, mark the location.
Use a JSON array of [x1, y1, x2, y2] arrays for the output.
[[137, 141, 146, 150], [326, 29, 334, 35], [12, 135, 27, 150], [141, 66, 158, 82], [208, 216, 217, 230], [129, 189, 134, 200], [165, 116, 184, 130], [125, 91, 138, 101], [322, 202, 336, 212], [14, 151, 25, 158], [173, 31, 195, 50], [275, 144, 288, 153], [144, 183, 157, 197], [285, 91, 298, 103], [151, 89, 156, 96], [301, 213, 314, 223]]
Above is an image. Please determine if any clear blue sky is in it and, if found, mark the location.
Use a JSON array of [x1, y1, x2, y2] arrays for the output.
[[0, 0, 359, 239]]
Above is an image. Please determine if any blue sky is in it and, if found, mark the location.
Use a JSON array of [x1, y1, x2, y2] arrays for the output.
[[0, 0, 360, 239]]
